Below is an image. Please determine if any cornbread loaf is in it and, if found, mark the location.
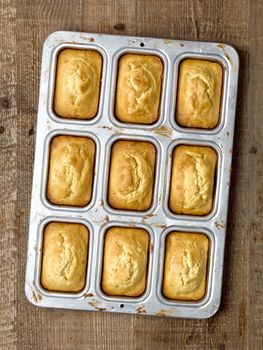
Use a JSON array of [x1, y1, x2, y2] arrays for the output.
[[162, 232, 209, 300], [176, 59, 223, 128], [101, 227, 149, 297], [47, 135, 95, 206], [41, 222, 89, 292], [115, 54, 163, 124], [54, 49, 102, 119], [108, 140, 156, 211], [169, 145, 217, 215]]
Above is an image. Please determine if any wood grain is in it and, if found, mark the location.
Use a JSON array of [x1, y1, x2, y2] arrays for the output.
[[0, 0, 262, 349]]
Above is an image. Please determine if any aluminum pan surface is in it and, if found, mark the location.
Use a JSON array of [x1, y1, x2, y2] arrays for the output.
[[25, 31, 239, 319]]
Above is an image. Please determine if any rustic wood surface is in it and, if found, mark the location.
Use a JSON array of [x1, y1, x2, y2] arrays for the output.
[[0, 0, 262, 349]]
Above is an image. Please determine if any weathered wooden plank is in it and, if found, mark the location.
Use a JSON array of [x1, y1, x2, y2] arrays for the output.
[[0, 1, 17, 349], [248, 0, 263, 349]]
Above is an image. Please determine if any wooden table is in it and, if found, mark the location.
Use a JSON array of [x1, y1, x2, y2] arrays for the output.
[[0, 1, 262, 349]]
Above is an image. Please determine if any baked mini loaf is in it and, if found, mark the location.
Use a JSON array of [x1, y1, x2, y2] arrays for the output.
[[162, 232, 209, 300], [41, 222, 89, 292], [54, 49, 102, 119], [115, 54, 163, 124], [47, 135, 95, 206], [108, 140, 156, 211], [169, 145, 217, 215], [176, 59, 223, 129], [101, 227, 149, 297]]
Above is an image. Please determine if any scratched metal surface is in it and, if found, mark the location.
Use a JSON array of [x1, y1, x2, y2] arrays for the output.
[[25, 31, 239, 318]]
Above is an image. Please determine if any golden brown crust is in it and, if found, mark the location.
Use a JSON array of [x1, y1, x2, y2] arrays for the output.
[[41, 222, 89, 292], [162, 232, 209, 300], [176, 59, 223, 129], [169, 145, 217, 215], [101, 227, 149, 297], [54, 49, 102, 119], [108, 140, 156, 211], [115, 54, 163, 124], [47, 135, 95, 206]]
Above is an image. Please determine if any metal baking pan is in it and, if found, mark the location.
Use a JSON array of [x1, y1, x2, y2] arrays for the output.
[[25, 31, 239, 318]]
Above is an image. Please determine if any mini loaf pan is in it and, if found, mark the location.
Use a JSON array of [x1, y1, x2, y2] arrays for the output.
[[25, 31, 239, 319]]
